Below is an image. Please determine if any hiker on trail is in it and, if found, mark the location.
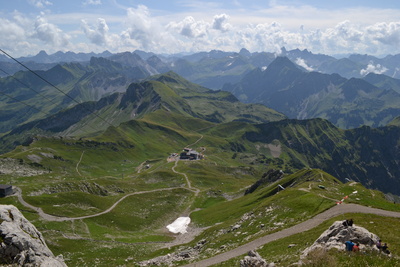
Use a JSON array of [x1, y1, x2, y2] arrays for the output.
[[345, 241, 355, 251], [352, 242, 360, 252], [342, 218, 354, 227]]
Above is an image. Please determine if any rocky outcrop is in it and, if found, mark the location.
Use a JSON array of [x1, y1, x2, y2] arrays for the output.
[[245, 169, 284, 195], [0, 205, 66, 266], [302, 220, 379, 257], [240, 250, 275, 267], [138, 239, 207, 266]]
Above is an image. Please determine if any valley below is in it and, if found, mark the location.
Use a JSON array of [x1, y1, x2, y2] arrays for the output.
[[1, 49, 400, 266]]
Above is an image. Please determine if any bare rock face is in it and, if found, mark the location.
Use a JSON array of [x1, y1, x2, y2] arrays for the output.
[[240, 250, 275, 267], [302, 220, 379, 257], [0, 205, 67, 266]]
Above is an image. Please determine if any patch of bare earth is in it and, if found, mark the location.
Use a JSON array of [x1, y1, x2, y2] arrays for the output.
[[267, 143, 282, 158]]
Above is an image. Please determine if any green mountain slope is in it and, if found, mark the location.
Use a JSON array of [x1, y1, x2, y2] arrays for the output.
[[223, 57, 400, 128], [0, 57, 151, 135], [239, 118, 400, 194], [0, 72, 285, 154], [363, 72, 400, 93], [1, 56, 400, 266], [388, 116, 400, 126], [1, 93, 400, 266]]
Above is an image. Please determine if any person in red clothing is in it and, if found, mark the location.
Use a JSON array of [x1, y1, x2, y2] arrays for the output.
[[352, 242, 360, 252]]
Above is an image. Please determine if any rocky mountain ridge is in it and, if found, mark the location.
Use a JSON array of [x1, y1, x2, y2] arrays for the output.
[[222, 56, 400, 128]]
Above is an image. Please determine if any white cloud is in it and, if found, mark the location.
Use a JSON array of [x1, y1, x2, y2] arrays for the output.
[[366, 22, 400, 46], [28, 0, 52, 8], [83, 0, 102, 5], [360, 62, 388, 76], [0, 18, 26, 42], [122, 5, 159, 50], [171, 16, 209, 38], [212, 14, 231, 32], [295, 58, 314, 71], [81, 18, 109, 45], [3, 3, 400, 57], [32, 16, 70, 47]]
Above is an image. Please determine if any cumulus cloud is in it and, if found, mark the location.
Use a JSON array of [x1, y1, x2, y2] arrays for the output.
[[366, 22, 400, 46], [122, 5, 160, 50], [81, 18, 109, 45], [212, 14, 231, 32], [0, 18, 26, 43], [33, 16, 70, 47], [4, 3, 400, 57], [168, 16, 209, 38], [295, 58, 314, 71], [360, 62, 388, 76]]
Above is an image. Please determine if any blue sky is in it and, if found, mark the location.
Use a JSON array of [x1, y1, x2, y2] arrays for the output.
[[1, 0, 400, 57]]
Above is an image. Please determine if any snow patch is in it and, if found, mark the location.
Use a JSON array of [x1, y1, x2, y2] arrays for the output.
[[167, 217, 190, 234]]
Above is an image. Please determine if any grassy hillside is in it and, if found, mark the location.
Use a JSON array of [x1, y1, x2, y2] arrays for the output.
[[1, 68, 400, 266], [0, 60, 139, 135], [1, 110, 400, 266], [0, 72, 285, 154], [388, 116, 400, 126]]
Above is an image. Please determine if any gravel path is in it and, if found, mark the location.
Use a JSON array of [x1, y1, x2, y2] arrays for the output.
[[172, 160, 200, 197], [183, 203, 400, 267], [15, 186, 184, 222]]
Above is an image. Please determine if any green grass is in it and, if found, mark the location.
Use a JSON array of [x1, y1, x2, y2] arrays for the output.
[[1, 106, 400, 267], [84, 188, 192, 233], [24, 191, 120, 217], [49, 237, 154, 266], [210, 213, 400, 267]]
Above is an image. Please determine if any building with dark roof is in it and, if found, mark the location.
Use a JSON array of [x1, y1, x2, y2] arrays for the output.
[[0, 185, 13, 197], [180, 148, 203, 160]]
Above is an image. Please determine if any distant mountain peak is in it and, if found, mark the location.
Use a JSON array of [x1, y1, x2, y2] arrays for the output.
[[267, 56, 303, 73], [239, 48, 251, 57], [37, 50, 48, 56]]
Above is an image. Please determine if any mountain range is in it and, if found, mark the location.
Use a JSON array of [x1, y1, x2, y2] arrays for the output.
[[1, 67, 400, 195], [3, 47, 400, 82], [2, 49, 400, 131], [1, 48, 400, 266], [222, 56, 400, 128]]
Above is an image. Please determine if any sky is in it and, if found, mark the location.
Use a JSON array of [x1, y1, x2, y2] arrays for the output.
[[1, 0, 400, 57]]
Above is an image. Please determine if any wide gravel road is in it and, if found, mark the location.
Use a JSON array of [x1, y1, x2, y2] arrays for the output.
[[183, 203, 400, 267]]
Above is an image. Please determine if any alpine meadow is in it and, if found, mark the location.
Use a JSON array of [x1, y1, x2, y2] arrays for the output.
[[1, 1, 400, 267]]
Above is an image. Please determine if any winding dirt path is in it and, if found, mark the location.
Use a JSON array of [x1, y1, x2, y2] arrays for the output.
[[187, 134, 204, 148], [172, 161, 200, 196], [182, 203, 400, 267], [15, 186, 184, 222], [76, 151, 85, 176]]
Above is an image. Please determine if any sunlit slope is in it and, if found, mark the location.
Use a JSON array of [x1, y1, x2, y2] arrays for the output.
[[0, 72, 285, 154]]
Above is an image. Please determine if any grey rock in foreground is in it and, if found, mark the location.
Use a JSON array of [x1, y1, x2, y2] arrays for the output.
[[302, 220, 379, 257], [0, 204, 66, 266], [240, 250, 275, 267]]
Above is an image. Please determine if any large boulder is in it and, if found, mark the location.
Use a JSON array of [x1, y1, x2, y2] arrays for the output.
[[240, 250, 275, 267], [302, 220, 379, 257], [0, 204, 66, 266]]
